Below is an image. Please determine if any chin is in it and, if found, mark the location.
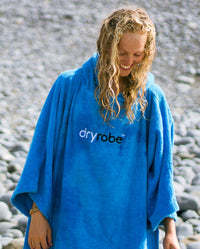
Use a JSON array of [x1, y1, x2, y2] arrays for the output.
[[120, 71, 131, 77]]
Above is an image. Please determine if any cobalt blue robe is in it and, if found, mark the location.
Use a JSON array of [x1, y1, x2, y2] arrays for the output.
[[11, 53, 179, 249]]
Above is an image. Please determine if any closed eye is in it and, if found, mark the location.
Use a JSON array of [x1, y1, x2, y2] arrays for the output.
[[118, 52, 126, 56], [134, 53, 143, 57]]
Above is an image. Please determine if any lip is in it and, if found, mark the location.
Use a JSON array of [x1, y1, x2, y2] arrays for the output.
[[120, 64, 132, 70]]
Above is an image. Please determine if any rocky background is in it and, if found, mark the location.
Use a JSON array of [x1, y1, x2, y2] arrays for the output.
[[0, 0, 200, 248]]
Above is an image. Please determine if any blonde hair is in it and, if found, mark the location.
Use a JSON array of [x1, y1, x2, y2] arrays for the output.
[[95, 7, 156, 123]]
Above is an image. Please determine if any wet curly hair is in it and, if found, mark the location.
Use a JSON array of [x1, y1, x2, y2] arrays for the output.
[[95, 7, 156, 123]]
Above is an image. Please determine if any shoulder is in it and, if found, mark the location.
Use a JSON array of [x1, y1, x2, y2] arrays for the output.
[[56, 68, 83, 86], [51, 68, 84, 97], [145, 72, 166, 103], [54, 53, 98, 91], [145, 72, 172, 122]]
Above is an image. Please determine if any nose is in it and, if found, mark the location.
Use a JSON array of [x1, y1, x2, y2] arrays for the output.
[[124, 55, 134, 65]]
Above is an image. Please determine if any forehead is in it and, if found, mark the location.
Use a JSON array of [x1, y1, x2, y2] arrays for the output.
[[118, 31, 147, 52]]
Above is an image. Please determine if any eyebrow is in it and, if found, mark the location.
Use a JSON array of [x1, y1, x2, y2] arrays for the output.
[[118, 49, 144, 53]]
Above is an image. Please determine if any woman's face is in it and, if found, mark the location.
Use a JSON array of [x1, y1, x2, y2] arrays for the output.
[[118, 31, 147, 77]]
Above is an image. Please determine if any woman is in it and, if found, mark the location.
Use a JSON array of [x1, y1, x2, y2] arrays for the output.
[[11, 7, 180, 249]]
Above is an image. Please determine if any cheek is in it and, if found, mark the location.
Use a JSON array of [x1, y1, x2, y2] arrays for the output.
[[135, 55, 144, 64]]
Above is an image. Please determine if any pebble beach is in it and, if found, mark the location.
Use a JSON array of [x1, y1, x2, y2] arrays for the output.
[[0, 0, 200, 248]]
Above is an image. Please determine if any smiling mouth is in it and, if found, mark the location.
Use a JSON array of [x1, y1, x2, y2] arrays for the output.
[[120, 64, 132, 70]]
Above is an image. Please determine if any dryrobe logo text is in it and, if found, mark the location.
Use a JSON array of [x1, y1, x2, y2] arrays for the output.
[[79, 128, 125, 144]]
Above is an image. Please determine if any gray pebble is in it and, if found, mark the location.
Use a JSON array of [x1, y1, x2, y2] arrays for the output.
[[192, 173, 200, 185], [0, 183, 6, 195], [186, 219, 200, 227], [176, 223, 193, 240], [8, 158, 25, 172], [173, 156, 182, 167], [174, 175, 187, 186], [2, 237, 24, 249], [0, 173, 7, 182], [10, 206, 20, 216], [176, 75, 195, 85], [1, 233, 14, 238], [180, 243, 187, 249], [188, 22, 198, 30], [181, 210, 199, 221], [3, 178, 16, 191], [0, 192, 13, 208], [174, 181, 185, 194], [0, 126, 12, 135], [6, 229, 23, 238], [191, 146, 200, 158], [0, 202, 12, 221], [7, 173, 20, 184], [185, 185, 200, 194], [176, 216, 184, 226], [194, 225, 200, 234], [16, 216, 28, 234], [7, 163, 22, 174], [9, 143, 28, 154], [0, 237, 13, 247], [0, 160, 7, 169], [187, 129, 200, 139], [0, 144, 15, 163], [187, 242, 200, 249], [174, 136, 195, 146], [176, 193, 200, 212], [176, 83, 191, 94], [0, 222, 16, 234], [176, 123, 188, 137], [186, 67, 197, 75], [175, 166, 195, 184], [180, 159, 197, 168]]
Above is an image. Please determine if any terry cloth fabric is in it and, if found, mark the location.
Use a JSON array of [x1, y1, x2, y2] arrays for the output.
[[11, 53, 179, 249]]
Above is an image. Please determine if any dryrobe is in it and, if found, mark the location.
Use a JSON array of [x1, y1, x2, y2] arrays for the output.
[[11, 53, 179, 249]]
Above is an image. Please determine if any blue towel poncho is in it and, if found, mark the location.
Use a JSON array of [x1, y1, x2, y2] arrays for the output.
[[11, 53, 179, 249]]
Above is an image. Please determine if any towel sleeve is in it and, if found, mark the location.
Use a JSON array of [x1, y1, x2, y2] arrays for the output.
[[146, 90, 179, 231], [11, 74, 67, 220]]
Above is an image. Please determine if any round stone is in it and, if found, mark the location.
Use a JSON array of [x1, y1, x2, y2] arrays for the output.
[[175, 166, 195, 184], [7, 229, 23, 238], [192, 173, 200, 185], [176, 75, 195, 85], [0, 145, 15, 163], [181, 210, 199, 221], [180, 243, 187, 249], [16, 216, 28, 234], [188, 22, 198, 30], [186, 219, 200, 227], [0, 192, 13, 208], [174, 181, 185, 194], [0, 222, 16, 234], [174, 137, 195, 146], [176, 193, 200, 211], [0, 237, 13, 248], [194, 225, 200, 234], [2, 233, 13, 238], [0, 202, 12, 221], [176, 223, 193, 240], [187, 242, 200, 249], [185, 185, 200, 194], [2, 238, 24, 249]]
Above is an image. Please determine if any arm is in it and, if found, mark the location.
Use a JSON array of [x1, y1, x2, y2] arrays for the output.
[[163, 217, 180, 249], [28, 202, 53, 249]]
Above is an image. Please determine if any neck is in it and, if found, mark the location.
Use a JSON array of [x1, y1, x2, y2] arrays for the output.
[[119, 76, 126, 93], [110, 76, 127, 95]]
